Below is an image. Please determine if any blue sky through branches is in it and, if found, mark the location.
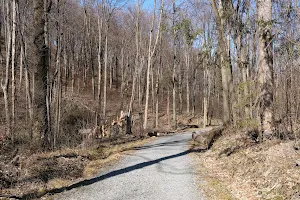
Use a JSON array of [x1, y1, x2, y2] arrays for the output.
[[143, 0, 154, 9]]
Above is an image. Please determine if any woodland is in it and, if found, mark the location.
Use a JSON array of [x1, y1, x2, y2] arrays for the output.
[[0, 0, 300, 199]]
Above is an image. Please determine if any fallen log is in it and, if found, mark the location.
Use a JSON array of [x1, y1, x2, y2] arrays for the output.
[[192, 127, 224, 150], [178, 124, 199, 131]]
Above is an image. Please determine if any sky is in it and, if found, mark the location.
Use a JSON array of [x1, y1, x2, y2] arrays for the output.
[[141, 0, 186, 10], [142, 0, 154, 9]]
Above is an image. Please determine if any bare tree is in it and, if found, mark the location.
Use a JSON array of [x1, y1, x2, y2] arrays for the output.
[[143, 0, 163, 129]]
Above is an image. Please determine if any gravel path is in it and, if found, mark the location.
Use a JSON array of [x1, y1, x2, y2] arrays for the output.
[[55, 132, 204, 200]]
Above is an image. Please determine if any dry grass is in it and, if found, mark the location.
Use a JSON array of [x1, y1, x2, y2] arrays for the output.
[[83, 138, 153, 178], [191, 127, 300, 200], [47, 179, 72, 190], [83, 154, 121, 178], [0, 136, 153, 199]]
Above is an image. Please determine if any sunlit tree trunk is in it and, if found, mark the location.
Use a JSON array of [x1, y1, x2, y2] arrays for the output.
[[203, 63, 210, 128], [143, 0, 163, 129], [192, 68, 197, 116], [143, 0, 156, 130], [210, 0, 233, 125], [257, 0, 274, 137], [185, 47, 190, 114]]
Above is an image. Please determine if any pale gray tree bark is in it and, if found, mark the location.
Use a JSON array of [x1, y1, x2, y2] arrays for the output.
[[257, 0, 274, 137], [185, 47, 190, 114], [210, 0, 233, 125]]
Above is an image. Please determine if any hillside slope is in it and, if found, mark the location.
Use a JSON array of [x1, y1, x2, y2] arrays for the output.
[[192, 128, 300, 199]]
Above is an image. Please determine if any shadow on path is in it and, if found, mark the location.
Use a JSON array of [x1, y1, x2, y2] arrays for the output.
[[51, 149, 194, 193], [12, 148, 198, 199]]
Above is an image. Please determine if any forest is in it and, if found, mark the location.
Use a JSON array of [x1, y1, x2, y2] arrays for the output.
[[0, 0, 300, 199]]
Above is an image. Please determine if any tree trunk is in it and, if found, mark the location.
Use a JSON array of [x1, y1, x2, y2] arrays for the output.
[[155, 61, 160, 129], [115, 55, 118, 89], [203, 66, 209, 128], [88, 16, 95, 99], [178, 70, 183, 114], [172, 0, 177, 129], [33, 0, 50, 150], [143, 0, 163, 129], [167, 88, 170, 128], [257, 0, 274, 137], [103, 30, 108, 118], [172, 67, 177, 129], [109, 62, 112, 89], [44, 0, 52, 147], [143, 0, 156, 130], [71, 50, 76, 94], [120, 47, 124, 111], [55, 36, 61, 148], [97, 7, 103, 120], [210, 0, 232, 125], [25, 67, 33, 138], [241, 47, 250, 118], [186, 48, 190, 114], [20, 36, 34, 138], [19, 38, 23, 93], [1, 0, 11, 137], [129, 0, 140, 115], [192, 68, 197, 116], [11, 0, 16, 131], [151, 65, 155, 114]]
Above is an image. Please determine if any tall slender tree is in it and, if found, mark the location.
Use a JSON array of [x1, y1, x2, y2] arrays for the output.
[[33, 0, 50, 149], [210, 0, 233, 125], [257, 0, 274, 138], [1, 0, 11, 138], [143, 0, 163, 129]]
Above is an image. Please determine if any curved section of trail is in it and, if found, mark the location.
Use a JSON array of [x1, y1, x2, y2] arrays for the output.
[[55, 132, 204, 200]]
